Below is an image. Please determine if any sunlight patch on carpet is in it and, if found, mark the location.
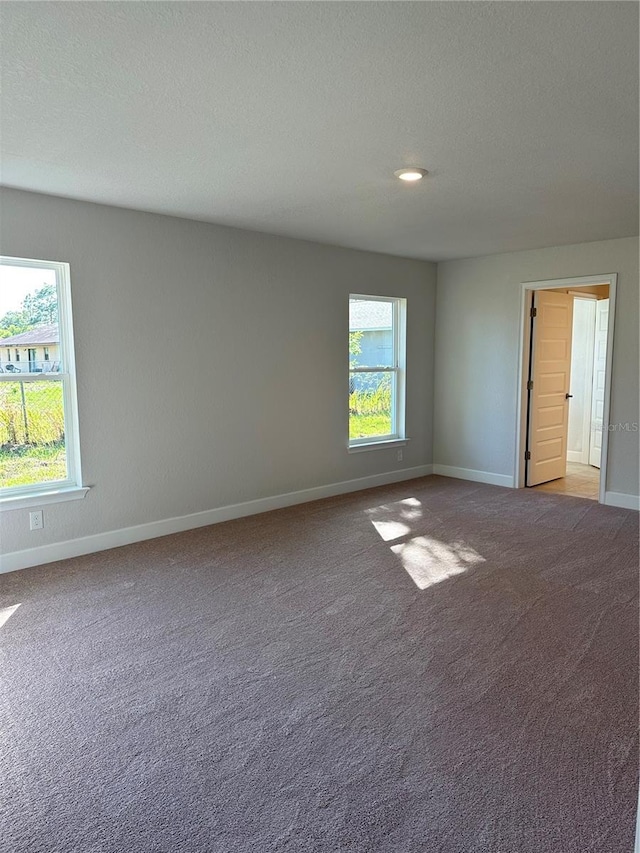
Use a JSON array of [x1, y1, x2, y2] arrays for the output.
[[366, 497, 485, 589], [366, 497, 423, 542], [0, 603, 21, 628], [391, 536, 485, 589]]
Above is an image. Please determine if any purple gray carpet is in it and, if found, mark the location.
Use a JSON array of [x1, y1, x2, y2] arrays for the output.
[[1, 476, 638, 852]]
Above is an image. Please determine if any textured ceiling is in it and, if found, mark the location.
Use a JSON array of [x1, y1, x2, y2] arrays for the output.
[[1, 2, 638, 261]]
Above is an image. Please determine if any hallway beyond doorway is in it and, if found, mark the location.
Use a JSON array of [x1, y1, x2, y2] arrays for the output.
[[532, 461, 600, 500]]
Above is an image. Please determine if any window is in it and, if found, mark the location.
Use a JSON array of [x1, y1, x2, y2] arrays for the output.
[[0, 257, 83, 499], [349, 295, 406, 448]]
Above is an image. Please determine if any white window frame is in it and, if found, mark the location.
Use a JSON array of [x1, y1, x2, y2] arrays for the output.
[[0, 256, 87, 507], [348, 294, 407, 451]]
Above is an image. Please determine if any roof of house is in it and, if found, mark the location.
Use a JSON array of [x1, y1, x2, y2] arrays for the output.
[[1, 324, 59, 346], [349, 301, 392, 331]]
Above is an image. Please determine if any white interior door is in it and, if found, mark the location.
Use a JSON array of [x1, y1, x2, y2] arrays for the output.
[[526, 291, 574, 487], [567, 297, 596, 464], [589, 298, 609, 468]]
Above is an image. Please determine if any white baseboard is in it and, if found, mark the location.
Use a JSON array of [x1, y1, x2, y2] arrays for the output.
[[432, 464, 514, 488], [604, 491, 640, 511], [0, 464, 433, 574], [566, 450, 588, 464]]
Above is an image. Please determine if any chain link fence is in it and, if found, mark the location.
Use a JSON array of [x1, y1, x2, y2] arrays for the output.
[[0, 380, 67, 487]]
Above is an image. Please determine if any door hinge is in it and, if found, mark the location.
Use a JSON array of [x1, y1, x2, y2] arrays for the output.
[[530, 306, 537, 318], [525, 450, 531, 461], [527, 379, 534, 391]]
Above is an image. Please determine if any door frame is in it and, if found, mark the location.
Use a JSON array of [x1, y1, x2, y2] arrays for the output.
[[514, 273, 617, 504]]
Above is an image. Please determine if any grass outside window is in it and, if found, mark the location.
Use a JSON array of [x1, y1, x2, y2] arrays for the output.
[[0, 381, 67, 488]]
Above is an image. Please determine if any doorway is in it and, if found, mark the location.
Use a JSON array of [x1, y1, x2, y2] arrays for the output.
[[515, 274, 617, 504]]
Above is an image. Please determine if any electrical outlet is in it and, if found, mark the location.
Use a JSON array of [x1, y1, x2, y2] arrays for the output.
[[29, 510, 44, 531], [397, 449, 403, 462]]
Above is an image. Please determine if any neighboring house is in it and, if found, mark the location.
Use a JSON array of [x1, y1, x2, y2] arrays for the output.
[[349, 300, 393, 368], [0, 324, 60, 373], [349, 300, 394, 395]]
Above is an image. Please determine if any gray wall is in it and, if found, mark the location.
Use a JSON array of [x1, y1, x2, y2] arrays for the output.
[[0, 188, 436, 554], [434, 236, 639, 497]]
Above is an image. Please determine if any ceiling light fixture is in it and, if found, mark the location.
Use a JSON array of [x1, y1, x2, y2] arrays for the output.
[[394, 167, 428, 182]]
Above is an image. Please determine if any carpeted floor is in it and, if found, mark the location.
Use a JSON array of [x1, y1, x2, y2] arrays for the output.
[[1, 476, 638, 853]]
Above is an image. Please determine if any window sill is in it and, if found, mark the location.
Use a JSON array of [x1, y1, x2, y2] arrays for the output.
[[348, 438, 409, 454], [0, 486, 90, 511]]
